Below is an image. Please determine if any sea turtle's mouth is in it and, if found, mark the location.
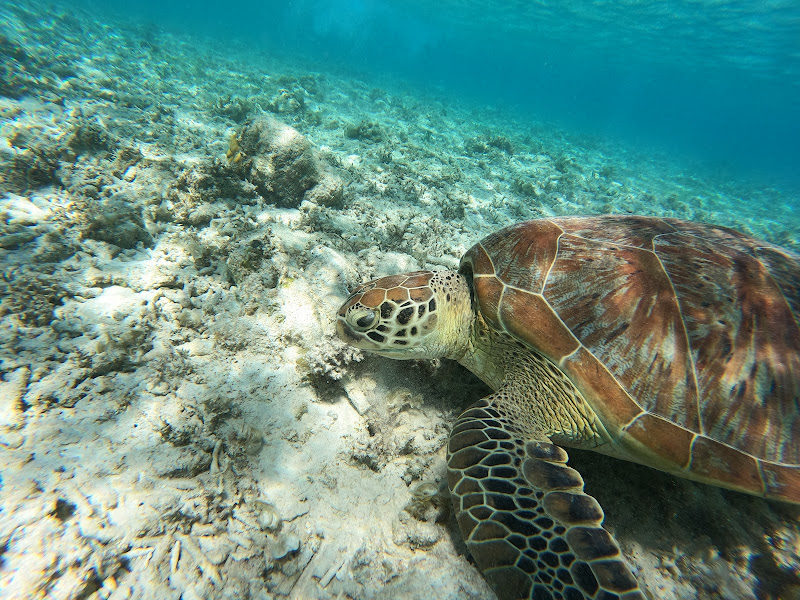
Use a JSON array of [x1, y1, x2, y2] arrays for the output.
[[371, 347, 410, 357], [336, 318, 416, 357], [335, 319, 361, 344], [335, 318, 382, 350]]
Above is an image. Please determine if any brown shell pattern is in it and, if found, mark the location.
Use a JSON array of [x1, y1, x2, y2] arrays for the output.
[[461, 216, 800, 502]]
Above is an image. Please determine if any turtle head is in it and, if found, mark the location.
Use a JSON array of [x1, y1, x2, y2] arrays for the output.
[[336, 270, 473, 360]]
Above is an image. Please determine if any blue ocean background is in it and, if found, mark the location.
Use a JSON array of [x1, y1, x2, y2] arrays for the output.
[[78, 0, 800, 196]]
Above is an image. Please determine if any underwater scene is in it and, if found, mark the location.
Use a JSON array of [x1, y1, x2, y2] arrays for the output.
[[1, 1, 799, 599]]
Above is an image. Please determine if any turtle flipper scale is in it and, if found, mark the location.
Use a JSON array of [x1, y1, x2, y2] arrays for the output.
[[447, 397, 645, 600]]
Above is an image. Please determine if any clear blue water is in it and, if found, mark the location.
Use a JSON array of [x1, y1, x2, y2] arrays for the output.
[[79, 0, 800, 195]]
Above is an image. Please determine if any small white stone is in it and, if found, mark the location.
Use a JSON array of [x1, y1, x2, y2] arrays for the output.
[[123, 166, 137, 182], [178, 339, 213, 356], [253, 500, 281, 531], [270, 534, 300, 559]]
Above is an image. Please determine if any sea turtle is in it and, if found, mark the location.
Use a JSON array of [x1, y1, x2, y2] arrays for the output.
[[336, 215, 800, 600]]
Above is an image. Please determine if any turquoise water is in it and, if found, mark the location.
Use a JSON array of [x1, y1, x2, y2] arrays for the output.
[[79, 0, 800, 195]]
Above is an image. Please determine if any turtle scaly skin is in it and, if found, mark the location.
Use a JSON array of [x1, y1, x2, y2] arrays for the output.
[[336, 216, 800, 600]]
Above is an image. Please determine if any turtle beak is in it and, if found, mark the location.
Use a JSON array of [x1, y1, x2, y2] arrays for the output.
[[336, 318, 360, 345], [336, 317, 380, 351], [337, 316, 408, 356]]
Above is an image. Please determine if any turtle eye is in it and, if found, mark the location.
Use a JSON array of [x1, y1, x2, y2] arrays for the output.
[[349, 308, 379, 332]]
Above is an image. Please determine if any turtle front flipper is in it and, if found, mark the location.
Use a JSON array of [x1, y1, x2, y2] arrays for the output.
[[447, 397, 645, 600]]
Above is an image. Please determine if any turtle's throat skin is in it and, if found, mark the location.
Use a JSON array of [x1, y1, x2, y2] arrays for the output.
[[457, 312, 613, 451], [456, 312, 508, 389], [436, 274, 476, 362]]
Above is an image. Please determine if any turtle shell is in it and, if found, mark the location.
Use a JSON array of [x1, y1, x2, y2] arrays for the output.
[[460, 215, 800, 503]]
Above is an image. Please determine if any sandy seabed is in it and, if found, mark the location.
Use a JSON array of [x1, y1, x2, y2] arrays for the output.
[[1, 2, 799, 600]]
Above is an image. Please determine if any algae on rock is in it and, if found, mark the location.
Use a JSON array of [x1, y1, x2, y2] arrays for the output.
[[236, 115, 343, 209]]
